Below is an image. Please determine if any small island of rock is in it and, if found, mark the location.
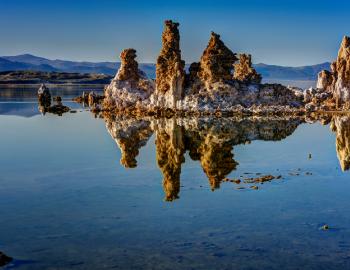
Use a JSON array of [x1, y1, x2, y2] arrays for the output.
[[101, 20, 350, 116]]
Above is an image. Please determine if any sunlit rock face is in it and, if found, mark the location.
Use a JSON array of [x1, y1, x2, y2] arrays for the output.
[[154, 119, 185, 201], [178, 32, 301, 111], [317, 70, 334, 91], [317, 36, 350, 106], [233, 54, 262, 84], [104, 49, 154, 110], [103, 19, 303, 114], [198, 32, 238, 84], [330, 116, 350, 171], [152, 20, 186, 110], [105, 115, 153, 168]]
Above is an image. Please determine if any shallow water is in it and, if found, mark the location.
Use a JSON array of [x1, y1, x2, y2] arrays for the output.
[[1, 86, 350, 269]]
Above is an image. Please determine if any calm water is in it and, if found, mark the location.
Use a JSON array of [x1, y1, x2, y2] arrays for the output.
[[1, 85, 350, 270]]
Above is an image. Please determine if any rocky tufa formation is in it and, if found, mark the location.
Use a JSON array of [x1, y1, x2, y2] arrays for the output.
[[152, 20, 186, 109], [233, 54, 262, 84], [117, 49, 141, 84], [197, 32, 238, 84], [317, 36, 350, 107], [103, 20, 304, 115], [104, 48, 154, 110], [37, 83, 51, 109], [37, 85, 70, 115]]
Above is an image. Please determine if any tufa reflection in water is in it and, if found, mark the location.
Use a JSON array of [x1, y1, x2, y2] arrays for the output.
[[330, 115, 350, 171], [104, 116, 302, 201]]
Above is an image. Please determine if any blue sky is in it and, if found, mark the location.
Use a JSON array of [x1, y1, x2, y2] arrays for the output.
[[0, 0, 349, 66]]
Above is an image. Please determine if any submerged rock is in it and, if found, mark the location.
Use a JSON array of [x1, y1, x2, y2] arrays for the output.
[[47, 99, 70, 115]]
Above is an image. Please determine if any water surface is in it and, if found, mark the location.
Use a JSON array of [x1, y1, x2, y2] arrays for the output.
[[0, 86, 350, 270]]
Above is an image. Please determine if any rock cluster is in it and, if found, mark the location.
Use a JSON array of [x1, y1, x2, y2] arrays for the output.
[[317, 36, 350, 107], [37, 84, 70, 115], [233, 54, 262, 84], [103, 19, 305, 115]]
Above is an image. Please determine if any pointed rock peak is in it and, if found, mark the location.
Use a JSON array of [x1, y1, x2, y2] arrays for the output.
[[161, 20, 181, 51], [164, 20, 180, 29], [208, 31, 223, 46], [341, 36, 350, 48], [117, 48, 140, 82], [156, 19, 185, 101], [198, 32, 238, 83]]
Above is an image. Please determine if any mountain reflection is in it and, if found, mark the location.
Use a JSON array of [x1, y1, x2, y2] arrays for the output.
[[105, 116, 302, 200]]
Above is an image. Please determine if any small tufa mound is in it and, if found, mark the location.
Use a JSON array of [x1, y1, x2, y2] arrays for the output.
[[198, 32, 238, 83], [103, 48, 155, 110], [233, 54, 262, 84], [37, 83, 51, 107]]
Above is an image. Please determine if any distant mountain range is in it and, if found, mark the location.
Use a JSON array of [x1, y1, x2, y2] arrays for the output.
[[0, 54, 330, 81]]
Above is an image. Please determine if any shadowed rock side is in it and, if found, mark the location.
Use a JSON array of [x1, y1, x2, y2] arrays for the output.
[[317, 36, 350, 109], [0, 251, 12, 267], [105, 116, 153, 168], [105, 116, 302, 199], [37, 83, 51, 107], [152, 20, 186, 109], [104, 49, 155, 110], [330, 116, 350, 171], [103, 19, 304, 116]]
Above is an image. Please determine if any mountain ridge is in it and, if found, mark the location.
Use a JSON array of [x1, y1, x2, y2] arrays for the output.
[[0, 54, 330, 80]]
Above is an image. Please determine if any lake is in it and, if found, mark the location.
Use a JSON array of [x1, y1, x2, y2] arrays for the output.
[[1, 84, 350, 269]]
